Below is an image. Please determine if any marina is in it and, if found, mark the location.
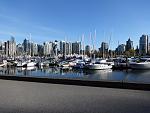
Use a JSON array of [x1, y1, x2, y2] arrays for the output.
[[0, 66, 150, 84], [1, 0, 150, 113], [1, 56, 150, 85]]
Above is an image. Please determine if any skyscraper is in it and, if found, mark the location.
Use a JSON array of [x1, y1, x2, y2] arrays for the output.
[[59, 41, 65, 55], [16, 43, 24, 56], [4, 36, 16, 57], [23, 38, 30, 54], [100, 42, 109, 58], [126, 38, 133, 51], [85, 45, 91, 55], [31, 43, 38, 56], [139, 34, 149, 55], [117, 44, 126, 55], [72, 41, 81, 55], [0, 41, 5, 56], [37, 44, 44, 56], [54, 40, 58, 56], [43, 42, 53, 56]]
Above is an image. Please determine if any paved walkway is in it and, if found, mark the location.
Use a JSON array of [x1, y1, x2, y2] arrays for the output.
[[0, 79, 149, 113]]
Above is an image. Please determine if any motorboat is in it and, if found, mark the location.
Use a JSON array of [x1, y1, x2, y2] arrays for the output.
[[73, 60, 86, 69], [7, 60, 18, 67], [0, 60, 7, 67], [86, 62, 112, 70], [129, 58, 150, 69], [38, 60, 50, 67], [38, 62, 44, 67], [113, 58, 130, 69], [59, 61, 70, 68], [25, 60, 37, 67], [69, 61, 76, 67], [26, 66, 36, 71], [17, 61, 27, 67]]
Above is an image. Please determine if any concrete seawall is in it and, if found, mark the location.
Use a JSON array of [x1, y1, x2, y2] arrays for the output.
[[0, 75, 150, 90]]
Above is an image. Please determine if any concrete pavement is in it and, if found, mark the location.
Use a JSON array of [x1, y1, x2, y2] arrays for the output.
[[0, 79, 149, 113]]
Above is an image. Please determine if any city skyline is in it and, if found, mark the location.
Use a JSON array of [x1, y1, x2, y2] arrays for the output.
[[1, 0, 150, 49]]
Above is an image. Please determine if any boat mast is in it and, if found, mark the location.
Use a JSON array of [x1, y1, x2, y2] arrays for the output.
[[93, 29, 96, 60], [90, 32, 92, 58], [79, 37, 81, 56], [108, 32, 112, 58], [103, 31, 105, 58], [29, 33, 32, 57], [82, 34, 84, 59], [64, 36, 66, 60]]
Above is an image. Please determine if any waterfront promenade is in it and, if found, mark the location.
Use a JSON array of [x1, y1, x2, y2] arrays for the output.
[[0, 79, 149, 113]]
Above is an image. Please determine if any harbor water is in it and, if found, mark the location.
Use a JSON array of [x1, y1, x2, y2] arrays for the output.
[[0, 67, 150, 84]]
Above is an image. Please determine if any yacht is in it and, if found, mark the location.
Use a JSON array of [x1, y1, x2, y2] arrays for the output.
[[25, 60, 37, 67], [129, 58, 150, 69], [7, 60, 18, 67], [73, 60, 86, 69], [38, 62, 44, 67], [97, 58, 114, 66], [69, 61, 76, 67], [59, 61, 70, 68], [86, 61, 112, 70], [26, 66, 36, 71], [17, 61, 27, 67], [113, 58, 130, 69], [0, 60, 7, 67], [38, 60, 50, 67]]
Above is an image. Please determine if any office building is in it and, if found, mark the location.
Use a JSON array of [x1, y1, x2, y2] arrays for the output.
[[72, 41, 81, 55], [23, 38, 30, 54], [126, 38, 133, 51], [85, 45, 91, 55], [43, 42, 53, 56], [4, 37, 16, 57], [117, 44, 126, 55], [16, 44, 24, 56], [100, 42, 109, 58], [139, 35, 149, 55]]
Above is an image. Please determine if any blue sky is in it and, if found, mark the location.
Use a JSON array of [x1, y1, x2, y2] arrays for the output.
[[0, 0, 150, 49]]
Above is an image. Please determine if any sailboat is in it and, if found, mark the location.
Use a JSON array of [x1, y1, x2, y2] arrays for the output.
[[25, 34, 36, 67]]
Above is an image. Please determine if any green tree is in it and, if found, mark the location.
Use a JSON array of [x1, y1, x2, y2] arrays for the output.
[[129, 49, 135, 56], [125, 49, 135, 57]]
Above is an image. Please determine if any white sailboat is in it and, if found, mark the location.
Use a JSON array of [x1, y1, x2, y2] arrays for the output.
[[25, 34, 36, 67]]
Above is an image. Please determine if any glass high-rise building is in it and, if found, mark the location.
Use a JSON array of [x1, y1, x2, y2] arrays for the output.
[[126, 38, 133, 51], [139, 35, 149, 55]]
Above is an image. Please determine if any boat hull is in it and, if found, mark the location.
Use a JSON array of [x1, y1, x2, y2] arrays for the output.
[[87, 64, 112, 70], [25, 62, 36, 67], [130, 62, 150, 69], [17, 62, 27, 67]]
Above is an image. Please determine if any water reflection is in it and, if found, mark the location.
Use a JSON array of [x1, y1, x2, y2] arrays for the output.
[[79, 69, 113, 80], [124, 69, 150, 83], [0, 67, 150, 83], [0, 67, 16, 75]]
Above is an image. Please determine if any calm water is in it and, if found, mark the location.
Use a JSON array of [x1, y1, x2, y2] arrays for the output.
[[0, 66, 150, 84]]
